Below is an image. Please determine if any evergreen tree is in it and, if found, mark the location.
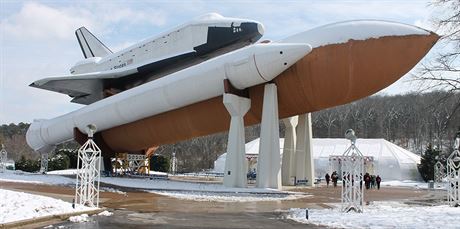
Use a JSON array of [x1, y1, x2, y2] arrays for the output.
[[150, 155, 170, 172], [418, 144, 442, 182], [48, 152, 70, 171]]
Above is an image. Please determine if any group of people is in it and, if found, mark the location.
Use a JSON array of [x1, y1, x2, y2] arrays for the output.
[[325, 171, 339, 187], [324, 171, 382, 190], [364, 173, 382, 190]]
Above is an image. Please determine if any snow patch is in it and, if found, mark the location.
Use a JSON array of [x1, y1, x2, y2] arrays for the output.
[[288, 201, 460, 229], [0, 189, 95, 224], [97, 210, 113, 216], [281, 20, 430, 48], [149, 190, 309, 202], [47, 169, 78, 175], [68, 214, 89, 223], [0, 170, 74, 185]]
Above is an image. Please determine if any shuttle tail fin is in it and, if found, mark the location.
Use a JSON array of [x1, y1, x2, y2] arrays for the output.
[[75, 27, 113, 58]]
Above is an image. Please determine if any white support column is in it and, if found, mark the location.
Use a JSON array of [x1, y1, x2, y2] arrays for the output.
[[256, 83, 281, 189], [223, 93, 251, 188], [282, 116, 298, 186], [295, 113, 315, 186], [75, 125, 102, 208], [0, 144, 7, 173]]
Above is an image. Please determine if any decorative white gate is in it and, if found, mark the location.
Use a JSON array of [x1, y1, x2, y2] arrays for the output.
[[341, 129, 364, 213], [447, 135, 460, 207], [40, 153, 48, 173], [75, 125, 102, 208], [0, 144, 7, 172], [434, 161, 446, 184]]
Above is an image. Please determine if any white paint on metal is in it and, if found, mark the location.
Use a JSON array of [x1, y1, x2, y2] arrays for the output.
[[75, 126, 102, 208], [39, 153, 48, 173], [281, 116, 298, 186], [27, 43, 311, 153], [0, 145, 7, 173], [70, 13, 261, 74], [295, 113, 315, 187], [223, 93, 251, 188], [341, 129, 364, 213], [256, 83, 281, 189], [447, 136, 460, 207], [170, 152, 177, 175], [434, 161, 446, 184]]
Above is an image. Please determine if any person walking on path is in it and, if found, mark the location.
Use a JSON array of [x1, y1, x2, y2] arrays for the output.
[[364, 173, 371, 189], [376, 175, 382, 190], [325, 173, 330, 187], [331, 171, 338, 188]]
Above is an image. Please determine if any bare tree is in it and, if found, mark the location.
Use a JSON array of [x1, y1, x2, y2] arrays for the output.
[[414, 0, 460, 117]]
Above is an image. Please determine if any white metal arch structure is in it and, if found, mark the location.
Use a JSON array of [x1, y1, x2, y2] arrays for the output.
[[434, 161, 446, 184], [40, 153, 48, 173], [447, 136, 460, 207], [341, 129, 364, 213], [170, 152, 177, 175], [75, 125, 102, 208], [0, 144, 7, 172]]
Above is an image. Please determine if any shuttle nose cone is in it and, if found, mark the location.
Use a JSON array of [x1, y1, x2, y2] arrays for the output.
[[257, 23, 265, 36], [254, 43, 312, 81]]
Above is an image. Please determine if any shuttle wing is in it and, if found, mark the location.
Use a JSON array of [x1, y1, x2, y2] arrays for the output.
[[30, 67, 139, 105]]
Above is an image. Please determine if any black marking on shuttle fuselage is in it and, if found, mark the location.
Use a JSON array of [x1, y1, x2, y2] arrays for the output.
[[72, 22, 262, 104]]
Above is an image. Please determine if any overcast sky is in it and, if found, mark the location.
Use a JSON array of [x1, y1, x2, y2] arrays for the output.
[[0, 0, 437, 124]]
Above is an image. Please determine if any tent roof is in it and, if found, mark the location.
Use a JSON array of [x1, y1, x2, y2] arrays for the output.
[[245, 138, 420, 164]]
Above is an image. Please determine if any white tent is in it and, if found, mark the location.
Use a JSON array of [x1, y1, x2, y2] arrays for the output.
[[214, 138, 421, 181]]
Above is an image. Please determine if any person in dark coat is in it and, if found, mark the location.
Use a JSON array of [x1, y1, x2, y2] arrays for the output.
[[331, 171, 338, 188], [376, 175, 382, 190], [364, 173, 371, 189], [325, 173, 331, 187]]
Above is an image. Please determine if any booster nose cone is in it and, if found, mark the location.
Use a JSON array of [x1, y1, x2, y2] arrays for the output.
[[254, 43, 312, 81]]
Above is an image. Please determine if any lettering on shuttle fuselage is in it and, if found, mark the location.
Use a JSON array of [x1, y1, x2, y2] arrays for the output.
[[113, 59, 134, 70]]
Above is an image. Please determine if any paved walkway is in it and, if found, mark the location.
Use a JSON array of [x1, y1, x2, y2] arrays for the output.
[[1, 180, 430, 228]]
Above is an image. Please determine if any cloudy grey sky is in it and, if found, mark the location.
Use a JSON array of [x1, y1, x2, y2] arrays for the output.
[[0, 0, 437, 124]]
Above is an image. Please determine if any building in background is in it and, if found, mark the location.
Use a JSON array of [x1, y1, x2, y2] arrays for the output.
[[214, 138, 421, 181]]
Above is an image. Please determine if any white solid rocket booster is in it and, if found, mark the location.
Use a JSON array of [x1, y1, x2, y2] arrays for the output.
[[27, 42, 312, 152]]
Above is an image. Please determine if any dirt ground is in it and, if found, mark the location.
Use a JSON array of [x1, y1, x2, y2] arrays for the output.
[[0, 181, 428, 214]]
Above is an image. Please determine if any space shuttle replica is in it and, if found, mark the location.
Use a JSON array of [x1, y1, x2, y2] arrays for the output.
[[27, 13, 438, 188]]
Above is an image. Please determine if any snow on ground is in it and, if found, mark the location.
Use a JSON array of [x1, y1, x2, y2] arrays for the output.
[[98, 210, 113, 216], [149, 190, 310, 202], [288, 201, 460, 229], [68, 214, 90, 223], [0, 189, 95, 224], [101, 187, 127, 195], [100, 176, 282, 193], [381, 180, 446, 189], [47, 169, 78, 175], [0, 170, 74, 185]]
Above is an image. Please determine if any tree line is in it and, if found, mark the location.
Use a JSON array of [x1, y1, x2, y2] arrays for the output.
[[1, 91, 459, 172]]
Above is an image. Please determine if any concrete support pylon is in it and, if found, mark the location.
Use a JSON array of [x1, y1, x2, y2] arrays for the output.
[[295, 113, 315, 186], [223, 93, 251, 188], [256, 83, 281, 189], [281, 116, 298, 186]]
